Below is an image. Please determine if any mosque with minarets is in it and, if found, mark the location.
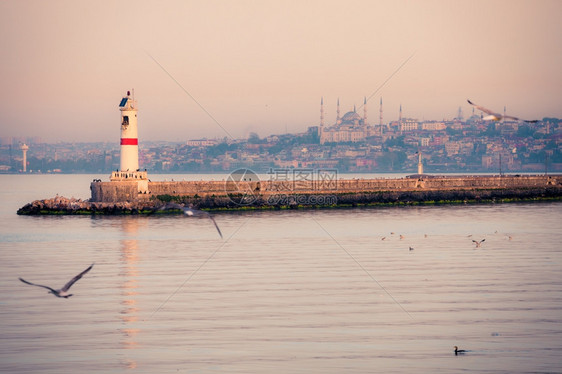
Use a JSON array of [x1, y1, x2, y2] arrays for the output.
[[317, 97, 382, 144]]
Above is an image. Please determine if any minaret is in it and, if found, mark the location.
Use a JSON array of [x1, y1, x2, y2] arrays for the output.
[[20, 143, 29, 172], [399, 104, 403, 135], [320, 97, 324, 127], [318, 97, 325, 144], [363, 97, 367, 125], [336, 98, 340, 124], [379, 97, 383, 136]]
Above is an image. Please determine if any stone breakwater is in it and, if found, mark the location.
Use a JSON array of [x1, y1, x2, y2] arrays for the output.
[[89, 175, 562, 203], [17, 175, 562, 215], [17, 196, 157, 215]]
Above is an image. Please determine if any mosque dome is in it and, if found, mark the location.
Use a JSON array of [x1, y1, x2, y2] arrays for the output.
[[341, 111, 361, 122], [466, 114, 482, 124]]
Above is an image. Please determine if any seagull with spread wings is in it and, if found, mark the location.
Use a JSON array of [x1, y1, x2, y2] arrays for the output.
[[467, 99, 538, 123], [159, 202, 223, 238], [472, 239, 486, 248], [19, 263, 94, 298]]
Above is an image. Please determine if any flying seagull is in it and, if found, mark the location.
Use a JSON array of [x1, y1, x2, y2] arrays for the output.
[[159, 202, 223, 238], [467, 99, 538, 123], [472, 239, 485, 248], [19, 263, 94, 298]]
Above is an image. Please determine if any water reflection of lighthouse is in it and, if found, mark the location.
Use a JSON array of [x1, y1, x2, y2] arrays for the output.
[[119, 217, 143, 369]]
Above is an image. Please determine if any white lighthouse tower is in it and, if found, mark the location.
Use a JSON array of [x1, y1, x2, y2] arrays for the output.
[[417, 151, 424, 175], [110, 91, 148, 194], [119, 90, 138, 171], [20, 143, 29, 172]]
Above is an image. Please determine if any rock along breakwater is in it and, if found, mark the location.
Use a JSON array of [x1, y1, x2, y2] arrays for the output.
[[17, 175, 562, 215]]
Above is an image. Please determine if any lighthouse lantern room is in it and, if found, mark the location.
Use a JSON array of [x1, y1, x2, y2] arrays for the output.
[[110, 90, 148, 194]]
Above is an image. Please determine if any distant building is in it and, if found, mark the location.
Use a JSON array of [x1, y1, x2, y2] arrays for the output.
[[186, 139, 218, 147], [445, 141, 461, 156], [498, 121, 518, 135], [400, 118, 419, 132], [318, 98, 377, 144], [421, 121, 446, 131]]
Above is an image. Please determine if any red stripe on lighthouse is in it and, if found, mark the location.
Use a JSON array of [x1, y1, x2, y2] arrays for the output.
[[121, 138, 138, 145]]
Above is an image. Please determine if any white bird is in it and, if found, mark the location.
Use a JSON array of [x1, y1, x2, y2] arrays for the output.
[[19, 263, 94, 298], [467, 99, 538, 123], [472, 239, 485, 248], [159, 202, 222, 238]]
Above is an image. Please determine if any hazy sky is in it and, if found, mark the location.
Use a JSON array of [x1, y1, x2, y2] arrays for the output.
[[1, 0, 561, 142]]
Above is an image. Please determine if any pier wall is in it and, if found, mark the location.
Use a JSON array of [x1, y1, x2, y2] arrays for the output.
[[90, 181, 142, 203], [90, 175, 562, 203]]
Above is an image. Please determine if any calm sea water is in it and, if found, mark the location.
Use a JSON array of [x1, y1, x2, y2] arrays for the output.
[[1, 174, 561, 373]]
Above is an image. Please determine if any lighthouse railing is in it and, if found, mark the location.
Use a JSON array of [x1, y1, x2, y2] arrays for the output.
[[110, 170, 148, 181]]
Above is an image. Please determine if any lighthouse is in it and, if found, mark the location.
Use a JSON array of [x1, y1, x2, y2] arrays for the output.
[[417, 151, 424, 175], [20, 143, 29, 172], [110, 91, 148, 195], [119, 91, 138, 172]]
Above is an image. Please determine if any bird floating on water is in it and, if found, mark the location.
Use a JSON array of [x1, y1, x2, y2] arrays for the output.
[[472, 239, 486, 248], [467, 99, 538, 123], [454, 346, 467, 355], [159, 202, 223, 238], [409, 246, 414, 251], [19, 263, 94, 298]]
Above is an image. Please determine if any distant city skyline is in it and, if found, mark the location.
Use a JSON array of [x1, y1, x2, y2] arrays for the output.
[[2, 114, 559, 174], [1, 0, 561, 143]]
